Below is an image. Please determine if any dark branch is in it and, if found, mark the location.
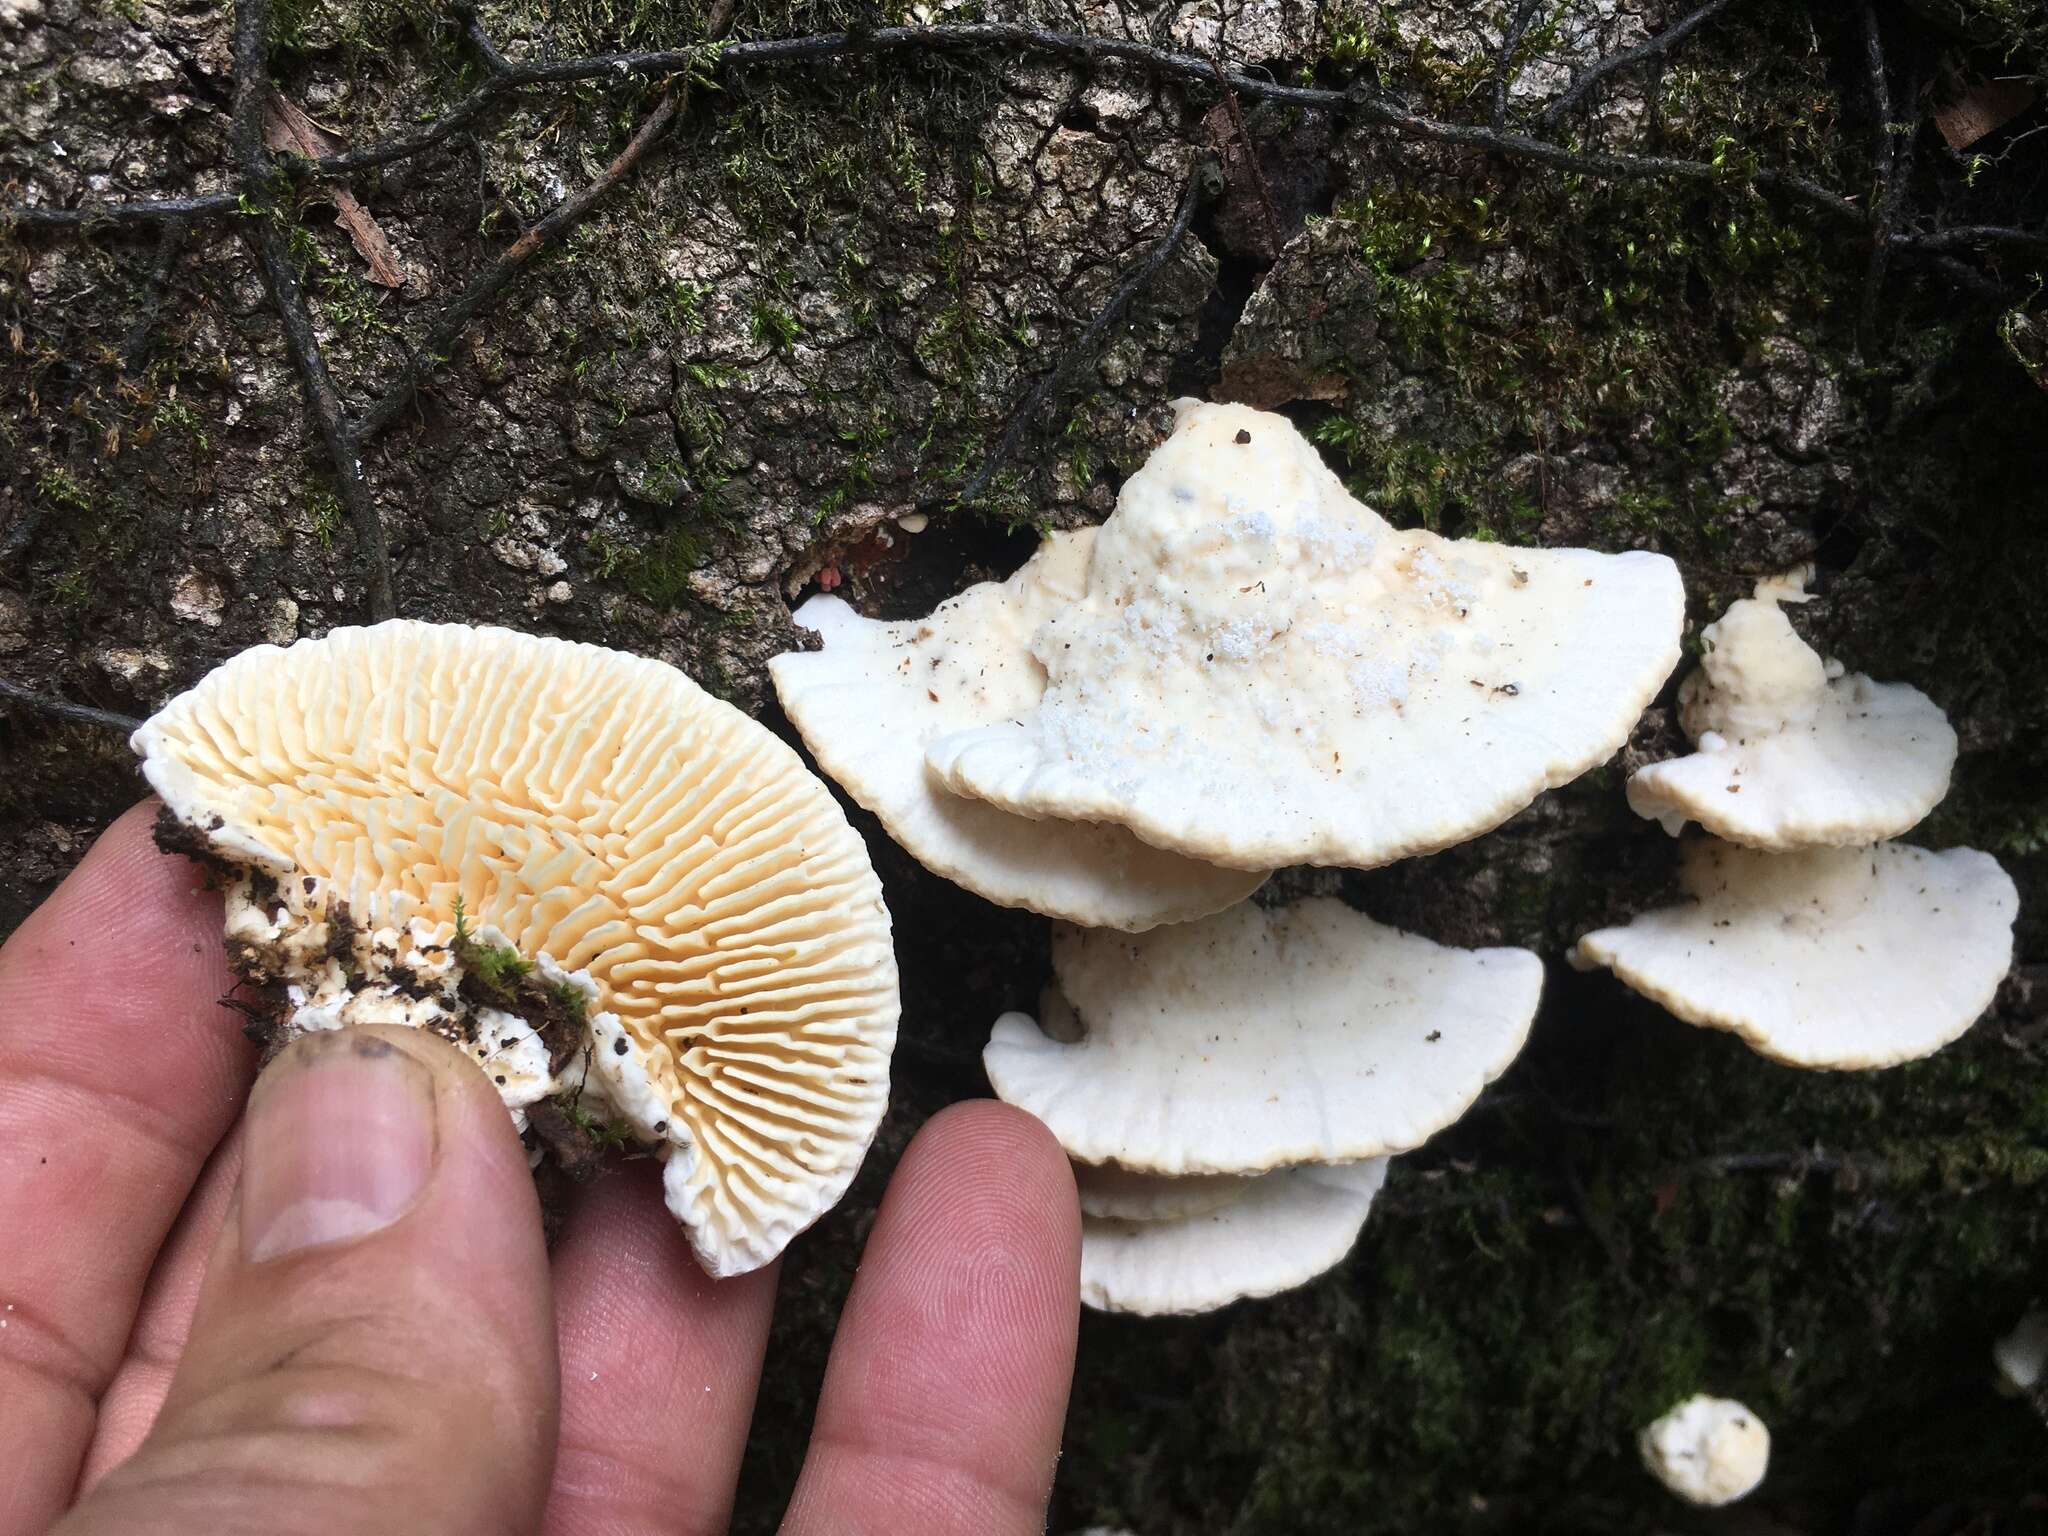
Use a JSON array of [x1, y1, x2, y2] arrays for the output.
[[0, 680, 143, 734], [1350, 89, 1865, 227], [1491, 0, 1549, 131], [1858, 4, 1896, 343], [1894, 223, 2048, 255], [1538, 0, 1741, 129], [7, 191, 242, 230], [231, 0, 397, 622], [459, 6, 518, 77], [956, 159, 1214, 509]]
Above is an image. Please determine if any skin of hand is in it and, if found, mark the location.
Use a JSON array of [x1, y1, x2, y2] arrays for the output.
[[0, 802, 1082, 1536]]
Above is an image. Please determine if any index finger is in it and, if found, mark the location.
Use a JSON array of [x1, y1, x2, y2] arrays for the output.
[[0, 801, 253, 1535], [778, 1102, 1080, 1536]]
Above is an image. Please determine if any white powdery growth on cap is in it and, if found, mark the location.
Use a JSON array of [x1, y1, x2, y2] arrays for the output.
[[985, 899, 1543, 1174], [1627, 568, 1957, 849], [1073, 1159, 1389, 1316], [925, 400, 1684, 870], [768, 529, 1265, 931], [1639, 1395, 1770, 1507], [134, 620, 900, 1278], [1572, 841, 2016, 1070]]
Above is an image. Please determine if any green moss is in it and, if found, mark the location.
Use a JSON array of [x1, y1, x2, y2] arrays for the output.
[[748, 299, 801, 352]]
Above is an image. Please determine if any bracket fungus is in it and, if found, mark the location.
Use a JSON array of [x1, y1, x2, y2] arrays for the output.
[[1638, 1394, 1769, 1507], [986, 899, 1543, 1174], [1994, 1308, 2048, 1397], [925, 400, 1684, 871], [1571, 841, 2017, 1069], [1072, 1158, 1389, 1316], [770, 528, 1266, 930], [134, 620, 900, 1277], [1626, 568, 1957, 848]]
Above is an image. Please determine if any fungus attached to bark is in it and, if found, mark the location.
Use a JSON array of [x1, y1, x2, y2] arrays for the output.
[[1572, 841, 2017, 1070], [1071, 1158, 1389, 1316], [134, 620, 900, 1276], [925, 400, 1684, 871], [770, 528, 1265, 930], [1626, 568, 1957, 848], [1638, 1394, 1769, 1507], [1993, 1308, 2048, 1397], [985, 899, 1543, 1174]]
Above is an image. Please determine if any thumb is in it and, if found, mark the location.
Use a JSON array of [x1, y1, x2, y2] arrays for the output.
[[59, 1026, 559, 1536]]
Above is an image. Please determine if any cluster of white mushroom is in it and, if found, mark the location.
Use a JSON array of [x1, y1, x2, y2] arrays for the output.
[[775, 399, 1691, 1313], [124, 398, 2021, 1332], [1573, 568, 2019, 1070]]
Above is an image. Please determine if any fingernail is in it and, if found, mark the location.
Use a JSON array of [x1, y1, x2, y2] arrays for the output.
[[242, 1031, 437, 1263]]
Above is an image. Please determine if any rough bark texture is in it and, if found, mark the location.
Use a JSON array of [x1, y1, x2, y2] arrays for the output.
[[3, 1, 2046, 1532]]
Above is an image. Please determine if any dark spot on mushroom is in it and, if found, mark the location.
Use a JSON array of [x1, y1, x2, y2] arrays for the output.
[[1234, 429, 1252, 444], [1425, 1029, 1442, 1042], [613, 1036, 630, 1056]]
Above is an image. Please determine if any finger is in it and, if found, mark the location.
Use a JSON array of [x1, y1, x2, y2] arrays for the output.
[[542, 1163, 777, 1536], [0, 801, 252, 1536], [779, 1102, 1080, 1536], [76, 1125, 245, 1493], [58, 1025, 558, 1536]]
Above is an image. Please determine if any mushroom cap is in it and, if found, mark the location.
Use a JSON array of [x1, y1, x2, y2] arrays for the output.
[[1074, 1158, 1389, 1316], [1993, 1308, 2048, 1395], [1572, 841, 2016, 1070], [1638, 1394, 1769, 1507], [1679, 570, 1829, 742], [133, 620, 899, 1277], [1074, 1161, 1259, 1222], [925, 401, 1684, 870], [1628, 572, 1956, 848], [769, 529, 1265, 930], [985, 898, 1543, 1174]]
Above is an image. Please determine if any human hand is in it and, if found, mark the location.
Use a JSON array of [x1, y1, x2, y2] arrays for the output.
[[0, 802, 1082, 1536]]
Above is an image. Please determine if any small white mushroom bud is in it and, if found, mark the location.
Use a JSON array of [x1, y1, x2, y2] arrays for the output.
[[1639, 1394, 1769, 1507]]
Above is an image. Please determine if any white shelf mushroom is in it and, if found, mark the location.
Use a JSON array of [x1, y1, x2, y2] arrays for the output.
[[1626, 568, 1957, 848], [925, 400, 1684, 871], [134, 620, 900, 1277], [1073, 1159, 1389, 1316], [1572, 841, 2017, 1069], [985, 899, 1542, 1175], [1638, 1394, 1770, 1506], [769, 528, 1267, 930], [1993, 1308, 2048, 1396]]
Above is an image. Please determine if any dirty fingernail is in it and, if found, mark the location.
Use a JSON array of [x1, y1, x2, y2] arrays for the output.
[[242, 1032, 437, 1263]]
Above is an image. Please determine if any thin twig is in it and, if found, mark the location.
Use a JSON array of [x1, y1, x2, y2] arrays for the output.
[[357, 93, 680, 441], [0, 679, 144, 734], [1538, 0, 1741, 129], [357, 0, 736, 443], [1858, 5, 1896, 343], [8, 191, 243, 230], [7, 19, 2029, 302], [231, 0, 397, 622], [1894, 223, 2048, 254], [1211, 59, 1283, 260], [1491, 0, 1549, 130], [955, 159, 1214, 509]]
